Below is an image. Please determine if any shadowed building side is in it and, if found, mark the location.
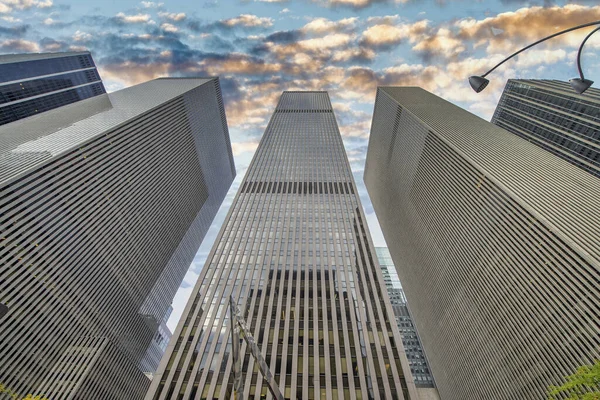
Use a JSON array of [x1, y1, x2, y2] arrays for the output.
[[364, 86, 600, 400], [0, 78, 235, 399]]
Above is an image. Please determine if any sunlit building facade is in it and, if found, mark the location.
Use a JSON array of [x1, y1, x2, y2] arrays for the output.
[[492, 79, 600, 178], [0, 78, 235, 399], [364, 87, 600, 400], [147, 91, 417, 400]]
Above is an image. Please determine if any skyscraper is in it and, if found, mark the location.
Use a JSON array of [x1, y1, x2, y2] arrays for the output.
[[364, 87, 600, 400], [141, 306, 174, 377], [0, 51, 106, 126], [146, 91, 417, 400], [492, 79, 600, 178], [0, 77, 235, 399], [375, 247, 438, 399]]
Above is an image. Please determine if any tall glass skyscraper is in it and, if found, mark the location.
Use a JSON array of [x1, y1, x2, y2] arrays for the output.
[[0, 77, 235, 399], [146, 91, 417, 400], [0, 51, 106, 126], [364, 86, 600, 400], [375, 247, 437, 396], [492, 79, 600, 178]]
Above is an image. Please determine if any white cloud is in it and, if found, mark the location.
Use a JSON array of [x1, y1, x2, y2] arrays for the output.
[[1, 15, 21, 22], [140, 1, 163, 7], [0, 0, 52, 13], [157, 11, 186, 21], [160, 22, 178, 32], [302, 17, 357, 34], [232, 141, 260, 155], [222, 14, 273, 28], [115, 12, 151, 23], [73, 30, 92, 42], [0, 38, 40, 52]]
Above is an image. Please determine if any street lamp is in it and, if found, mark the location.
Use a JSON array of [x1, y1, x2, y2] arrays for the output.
[[469, 20, 600, 94]]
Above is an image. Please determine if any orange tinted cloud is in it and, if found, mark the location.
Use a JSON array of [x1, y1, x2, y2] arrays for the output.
[[114, 12, 151, 23], [302, 17, 357, 34], [456, 5, 600, 53], [198, 54, 283, 75], [99, 62, 171, 86], [361, 20, 429, 49], [0, 38, 39, 52]]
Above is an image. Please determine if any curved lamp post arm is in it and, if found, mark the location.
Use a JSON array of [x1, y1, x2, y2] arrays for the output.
[[576, 26, 600, 80], [469, 20, 600, 93]]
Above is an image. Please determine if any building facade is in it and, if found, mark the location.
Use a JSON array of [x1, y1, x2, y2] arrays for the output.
[[375, 248, 436, 391], [364, 87, 600, 400], [492, 79, 600, 178], [146, 91, 417, 400], [141, 307, 174, 376], [0, 51, 106, 126], [0, 78, 235, 399]]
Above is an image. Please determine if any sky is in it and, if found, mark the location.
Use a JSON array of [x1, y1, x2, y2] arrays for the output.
[[1, 0, 599, 330]]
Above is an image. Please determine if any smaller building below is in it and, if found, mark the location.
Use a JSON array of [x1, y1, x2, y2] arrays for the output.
[[376, 247, 437, 389], [0, 51, 106, 126]]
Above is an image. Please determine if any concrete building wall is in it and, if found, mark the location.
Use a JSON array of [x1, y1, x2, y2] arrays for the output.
[[364, 86, 600, 400], [492, 79, 600, 178], [0, 78, 234, 398], [147, 91, 417, 400], [0, 51, 106, 126]]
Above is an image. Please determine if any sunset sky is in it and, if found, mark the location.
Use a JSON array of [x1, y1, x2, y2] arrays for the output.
[[2, 0, 598, 329]]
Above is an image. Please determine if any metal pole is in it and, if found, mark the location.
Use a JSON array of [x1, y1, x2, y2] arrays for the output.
[[230, 296, 242, 399], [229, 296, 285, 400], [575, 26, 600, 80]]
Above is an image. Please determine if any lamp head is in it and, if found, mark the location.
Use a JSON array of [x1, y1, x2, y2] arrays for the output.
[[469, 76, 490, 93], [569, 78, 594, 94]]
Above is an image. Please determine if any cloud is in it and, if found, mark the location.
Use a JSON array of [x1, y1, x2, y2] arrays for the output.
[[98, 61, 171, 86], [264, 30, 302, 44], [360, 24, 406, 48], [0, 0, 52, 14], [72, 30, 92, 42], [140, 1, 163, 7], [1, 16, 21, 22], [198, 53, 283, 75], [280, 7, 290, 13], [232, 140, 260, 155], [222, 14, 273, 28], [514, 48, 568, 68], [331, 46, 375, 63], [366, 15, 399, 24], [0, 23, 28, 36], [114, 12, 151, 24], [158, 11, 186, 21], [318, 0, 387, 9], [267, 33, 355, 62], [161, 22, 178, 32], [412, 27, 465, 59], [456, 5, 600, 53], [360, 20, 429, 50], [0, 38, 39, 52], [302, 17, 357, 34]]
